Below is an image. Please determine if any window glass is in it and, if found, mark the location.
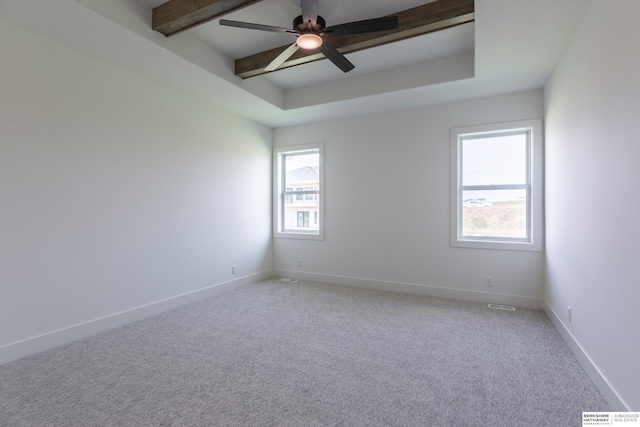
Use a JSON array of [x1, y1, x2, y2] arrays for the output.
[[274, 144, 324, 239], [462, 134, 527, 186], [450, 120, 542, 251], [462, 189, 527, 239], [283, 153, 319, 231]]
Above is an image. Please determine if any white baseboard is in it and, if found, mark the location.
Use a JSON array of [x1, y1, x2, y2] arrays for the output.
[[0, 270, 273, 365], [544, 301, 630, 411], [274, 269, 544, 309]]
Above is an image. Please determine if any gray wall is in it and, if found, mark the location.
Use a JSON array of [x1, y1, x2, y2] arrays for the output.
[[0, 21, 273, 360], [544, 0, 640, 411], [274, 90, 545, 308]]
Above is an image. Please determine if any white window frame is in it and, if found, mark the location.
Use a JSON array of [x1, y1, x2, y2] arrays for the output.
[[273, 143, 324, 240], [450, 119, 543, 251]]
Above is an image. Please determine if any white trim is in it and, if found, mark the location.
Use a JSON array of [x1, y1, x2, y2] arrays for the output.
[[450, 119, 543, 251], [274, 269, 544, 309], [0, 270, 273, 365], [273, 143, 325, 240], [544, 301, 630, 411]]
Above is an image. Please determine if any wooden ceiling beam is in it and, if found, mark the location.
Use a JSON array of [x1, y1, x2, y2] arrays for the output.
[[234, 0, 474, 79], [153, 0, 264, 37]]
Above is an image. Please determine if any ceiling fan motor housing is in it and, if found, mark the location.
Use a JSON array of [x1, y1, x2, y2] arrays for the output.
[[294, 15, 326, 32]]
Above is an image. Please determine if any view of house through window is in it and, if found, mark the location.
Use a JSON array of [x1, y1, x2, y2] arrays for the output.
[[273, 143, 324, 240], [283, 152, 319, 231]]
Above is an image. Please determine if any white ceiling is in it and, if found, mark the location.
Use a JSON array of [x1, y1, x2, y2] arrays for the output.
[[0, 0, 593, 127], [137, 0, 471, 90]]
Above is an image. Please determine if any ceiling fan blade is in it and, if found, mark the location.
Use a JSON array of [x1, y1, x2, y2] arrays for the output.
[[301, 0, 319, 28], [265, 43, 300, 71], [319, 42, 354, 73], [324, 16, 398, 36], [219, 19, 295, 34]]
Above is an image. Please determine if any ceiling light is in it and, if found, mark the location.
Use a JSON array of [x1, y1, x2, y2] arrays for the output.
[[296, 33, 323, 50]]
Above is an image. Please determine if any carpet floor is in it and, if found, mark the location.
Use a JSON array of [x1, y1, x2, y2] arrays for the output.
[[0, 278, 609, 426]]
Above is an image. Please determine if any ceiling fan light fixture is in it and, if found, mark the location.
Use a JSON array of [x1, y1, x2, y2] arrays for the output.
[[296, 33, 323, 50]]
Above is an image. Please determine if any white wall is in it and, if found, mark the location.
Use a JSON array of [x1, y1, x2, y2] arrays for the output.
[[273, 90, 545, 308], [544, 0, 640, 411], [0, 21, 273, 362]]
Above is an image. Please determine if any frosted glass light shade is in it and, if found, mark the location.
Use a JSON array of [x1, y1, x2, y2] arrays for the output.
[[296, 34, 323, 49]]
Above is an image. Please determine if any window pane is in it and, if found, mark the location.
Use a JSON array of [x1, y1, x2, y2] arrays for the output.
[[462, 189, 527, 238], [286, 205, 318, 231], [284, 153, 319, 187], [462, 133, 527, 185], [275, 143, 323, 239], [283, 151, 320, 232], [296, 211, 310, 228]]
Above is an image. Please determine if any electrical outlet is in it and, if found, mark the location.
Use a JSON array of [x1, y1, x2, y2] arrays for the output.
[[297, 259, 302, 268], [232, 265, 237, 275], [568, 306, 572, 323], [485, 276, 493, 286]]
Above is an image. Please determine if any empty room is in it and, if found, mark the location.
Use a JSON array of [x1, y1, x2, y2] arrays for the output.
[[0, 0, 638, 425]]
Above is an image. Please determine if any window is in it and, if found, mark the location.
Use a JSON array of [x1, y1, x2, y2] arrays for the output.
[[274, 143, 324, 239], [297, 211, 310, 227], [450, 120, 542, 251]]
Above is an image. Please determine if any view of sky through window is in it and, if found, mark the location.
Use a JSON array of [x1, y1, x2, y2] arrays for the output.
[[285, 153, 319, 172], [462, 133, 527, 202]]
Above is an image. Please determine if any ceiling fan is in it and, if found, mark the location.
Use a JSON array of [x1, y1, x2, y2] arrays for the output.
[[220, 0, 398, 73]]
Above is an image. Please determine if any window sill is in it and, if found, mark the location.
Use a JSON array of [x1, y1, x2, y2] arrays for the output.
[[274, 231, 324, 240], [451, 238, 542, 252]]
